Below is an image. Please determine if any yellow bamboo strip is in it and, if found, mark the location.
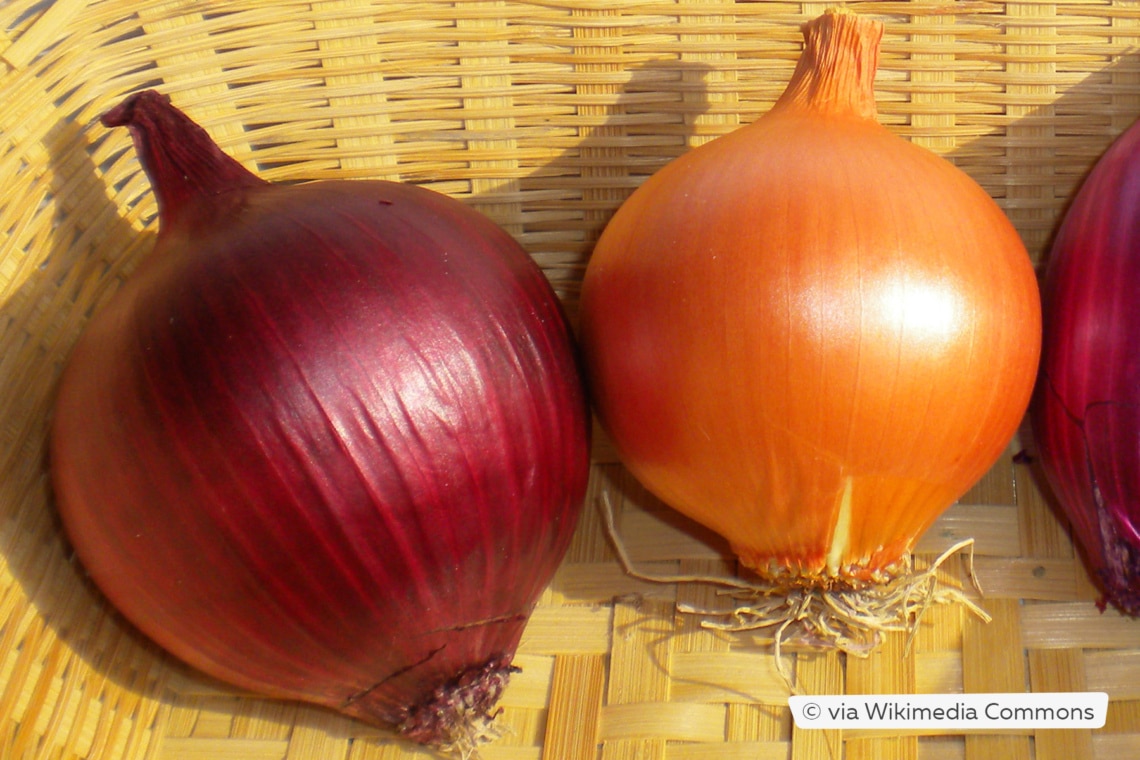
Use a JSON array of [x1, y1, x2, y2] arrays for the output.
[[677, 0, 741, 146], [970, 557, 1082, 601], [600, 701, 726, 742], [962, 598, 1031, 760], [1021, 602, 1140, 649], [1108, 10, 1140, 137], [914, 505, 1022, 557], [188, 700, 236, 739], [553, 560, 679, 604], [157, 737, 291, 760], [542, 654, 605, 760], [564, 1, 637, 325], [1104, 698, 1140, 733], [1094, 733, 1140, 760], [501, 654, 556, 711], [565, 463, 623, 565], [471, 748, 540, 760], [38, 645, 91, 760], [453, 0, 522, 229], [134, 3, 255, 163], [1085, 650, 1140, 700], [846, 633, 918, 760], [229, 699, 297, 741], [1027, 649, 1094, 760], [670, 650, 792, 705], [497, 705, 545, 750], [906, 10, 957, 156], [790, 650, 842, 760], [960, 445, 1017, 507], [725, 702, 790, 743], [666, 740, 791, 760], [601, 736, 667, 760], [162, 698, 202, 742], [619, 508, 729, 563], [674, 559, 737, 652], [915, 652, 962, 696], [607, 599, 675, 706], [0, 0, 87, 68], [910, 553, 967, 652], [280, 712, 356, 760], [1015, 458, 1077, 561], [1099, 703, 1140, 760], [1001, 1, 1061, 257], [312, 0, 399, 181], [914, 736, 966, 760], [517, 605, 613, 655], [601, 599, 674, 760]]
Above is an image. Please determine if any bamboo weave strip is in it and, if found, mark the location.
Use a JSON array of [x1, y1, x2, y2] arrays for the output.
[[3, 1, 1140, 758]]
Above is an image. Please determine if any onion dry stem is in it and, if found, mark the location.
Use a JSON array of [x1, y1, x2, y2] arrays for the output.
[[599, 493, 989, 678]]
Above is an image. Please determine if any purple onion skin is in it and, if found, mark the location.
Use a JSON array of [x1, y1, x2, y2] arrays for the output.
[[50, 91, 591, 745], [1032, 117, 1140, 615]]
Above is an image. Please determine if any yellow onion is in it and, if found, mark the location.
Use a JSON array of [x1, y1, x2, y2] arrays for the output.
[[580, 9, 1041, 594]]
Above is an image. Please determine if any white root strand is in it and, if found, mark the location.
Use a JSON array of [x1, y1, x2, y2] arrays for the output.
[[599, 492, 991, 691]]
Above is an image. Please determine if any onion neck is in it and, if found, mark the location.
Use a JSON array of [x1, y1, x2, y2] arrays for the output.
[[772, 7, 882, 121], [102, 90, 268, 232]]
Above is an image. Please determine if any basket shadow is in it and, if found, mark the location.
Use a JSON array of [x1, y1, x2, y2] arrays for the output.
[[0, 117, 174, 722], [465, 58, 724, 328], [458, 57, 753, 612]]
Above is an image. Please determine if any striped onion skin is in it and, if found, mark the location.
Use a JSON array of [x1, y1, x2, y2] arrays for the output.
[[578, 10, 1040, 588], [50, 91, 590, 748], [1032, 117, 1140, 615]]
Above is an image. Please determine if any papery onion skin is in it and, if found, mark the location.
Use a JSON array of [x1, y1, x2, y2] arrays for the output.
[[50, 91, 590, 746], [1031, 117, 1140, 615], [579, 9, 1041, 586]]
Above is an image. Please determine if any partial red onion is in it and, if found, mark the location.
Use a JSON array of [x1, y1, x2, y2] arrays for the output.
[[1032, 116, 1140, 615], [50, 90, 590, 750]]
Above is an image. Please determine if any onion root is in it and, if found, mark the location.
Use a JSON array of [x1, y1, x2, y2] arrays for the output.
[[396, 657, 519, 758], [600, 492, 990, 683]]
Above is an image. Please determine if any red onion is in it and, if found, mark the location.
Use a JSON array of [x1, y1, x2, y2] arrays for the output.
[[49, 91, 590, 750], [1032, 116, 1140, 615]]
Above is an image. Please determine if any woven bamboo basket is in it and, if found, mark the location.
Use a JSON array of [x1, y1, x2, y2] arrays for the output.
[[4, 0, 1140, 758]]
